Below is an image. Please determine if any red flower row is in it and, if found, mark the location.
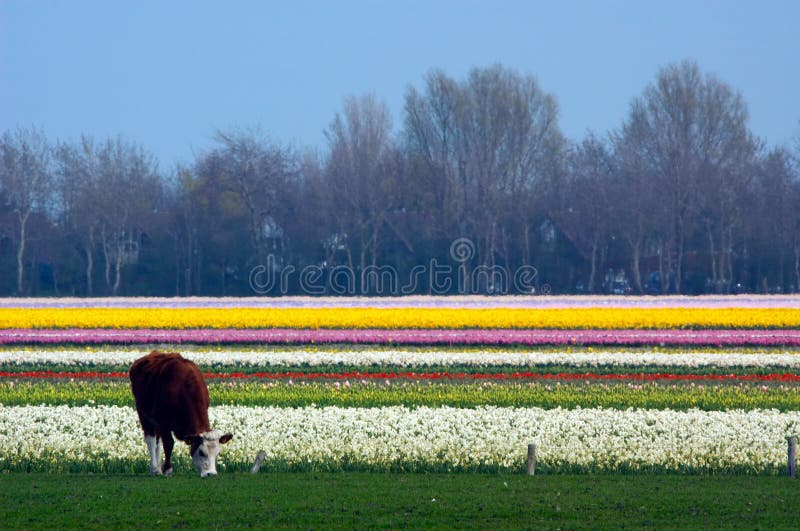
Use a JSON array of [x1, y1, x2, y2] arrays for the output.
[[2, 370, 799, 382]]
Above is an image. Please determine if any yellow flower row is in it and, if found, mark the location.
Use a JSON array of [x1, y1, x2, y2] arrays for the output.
[[1, 307, 800, 330]]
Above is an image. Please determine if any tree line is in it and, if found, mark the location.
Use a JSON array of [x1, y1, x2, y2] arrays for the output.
[[1, 60, 799, 297]]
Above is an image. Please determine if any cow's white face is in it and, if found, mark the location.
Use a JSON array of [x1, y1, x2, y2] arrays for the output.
[[188, 431, 233, 477]]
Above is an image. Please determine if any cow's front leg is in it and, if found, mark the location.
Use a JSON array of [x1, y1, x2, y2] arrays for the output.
[[145, 434, 162, 475], [161, 431, 175, 476]]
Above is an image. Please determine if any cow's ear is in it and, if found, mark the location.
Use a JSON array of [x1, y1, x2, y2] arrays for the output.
[[219, 433, 233, 445]]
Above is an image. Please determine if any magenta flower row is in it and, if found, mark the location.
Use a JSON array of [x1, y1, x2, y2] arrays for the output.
[[2, 328, 800, 346]]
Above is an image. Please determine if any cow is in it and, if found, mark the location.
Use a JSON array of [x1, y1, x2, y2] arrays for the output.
[[129, 351, 233, 477]]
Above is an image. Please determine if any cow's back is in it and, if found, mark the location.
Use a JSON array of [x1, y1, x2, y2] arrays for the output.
[[130, 351, 210, 440]]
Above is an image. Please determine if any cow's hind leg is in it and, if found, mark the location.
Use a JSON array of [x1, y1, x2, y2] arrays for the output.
[[137, 410, 163, 475], [144, 433, 162, 475], [161, 430, 175, 476]]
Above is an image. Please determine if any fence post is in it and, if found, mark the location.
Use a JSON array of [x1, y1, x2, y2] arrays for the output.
[[789, 437, 797, 478], [526, 443, 536, 476], [251, 450, 266, 474]]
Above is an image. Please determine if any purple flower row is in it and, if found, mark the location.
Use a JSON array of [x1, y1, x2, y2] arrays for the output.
[[2, 328, 800, 346], [2, 295, 799, 309]]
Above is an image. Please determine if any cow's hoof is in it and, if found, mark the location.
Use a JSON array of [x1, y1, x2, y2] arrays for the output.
[[164, 467, 173, 477], [150, 469, 163, 476]]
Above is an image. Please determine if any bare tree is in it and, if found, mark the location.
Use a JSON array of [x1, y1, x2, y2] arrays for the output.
[[615, 60, 756, 293], [57, 136, 162, 295], [752, 147, 800, 292], [612, 117, 657, 293], [557, 135, 614, 292], [0, 127, 53, 294], [196, 130, 297, 265], [325, 94, 397, 275], [404, 65, 564, 280], [161, 167, 199, 296], [56, 136, 100, 295], [98, 139, 162, 295], [404, 71, 462, 243]]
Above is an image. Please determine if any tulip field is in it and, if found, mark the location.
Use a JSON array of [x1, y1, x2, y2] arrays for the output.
[[1, 295, 799, 478]]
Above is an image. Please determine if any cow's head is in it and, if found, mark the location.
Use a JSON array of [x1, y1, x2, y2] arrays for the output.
[[186, 431, 233, 477]]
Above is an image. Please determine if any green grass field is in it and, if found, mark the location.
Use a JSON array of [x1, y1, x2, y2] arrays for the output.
[[1, 472, 797, 529]]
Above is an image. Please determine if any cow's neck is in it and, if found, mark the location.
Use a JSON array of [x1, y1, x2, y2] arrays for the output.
[[175, 411, 211, 441]]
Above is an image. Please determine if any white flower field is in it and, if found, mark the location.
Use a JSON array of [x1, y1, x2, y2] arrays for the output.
[[2, 404, 799, 474]]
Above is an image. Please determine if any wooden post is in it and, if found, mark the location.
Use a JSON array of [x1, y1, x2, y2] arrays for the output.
[[789, 437, 797, 478], [526, 444, 536, 476], [251, 450, 266, 474]]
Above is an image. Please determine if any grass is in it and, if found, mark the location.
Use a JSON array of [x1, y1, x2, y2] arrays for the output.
[[0, 472, 797, 529]]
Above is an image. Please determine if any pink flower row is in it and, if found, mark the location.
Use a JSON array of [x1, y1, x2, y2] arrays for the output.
[[2, 295, 799, 309], [2, 328, 800, 346]]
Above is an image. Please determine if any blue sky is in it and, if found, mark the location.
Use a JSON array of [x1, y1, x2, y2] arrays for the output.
[[2, 0, 798, 169]]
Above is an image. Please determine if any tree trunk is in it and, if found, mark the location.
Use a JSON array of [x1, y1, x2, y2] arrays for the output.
[[588, 238, 598, 294], [112, 248, 122, 295], [675, 218, 685, 294], [706, 222, 717, 290], [724, 225, 734, 294], [523, 225, 531, 267], [359, 244, 367, 291], [101, 229, 112, 293], [186, 226, 195, 297], [489, 221, 497, 268], [173, 234, 181, 296], [84, 226, 95, 296], [629, 238, 643, 294], [16, 210, 30, 295], [370, 224, 380, 268], [220, 259, 226, 296], [658, 241, 667, 294], [85, 245, 94, 296]]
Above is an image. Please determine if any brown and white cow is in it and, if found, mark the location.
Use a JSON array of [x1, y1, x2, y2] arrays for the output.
[[129, 351, 233, 477]]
